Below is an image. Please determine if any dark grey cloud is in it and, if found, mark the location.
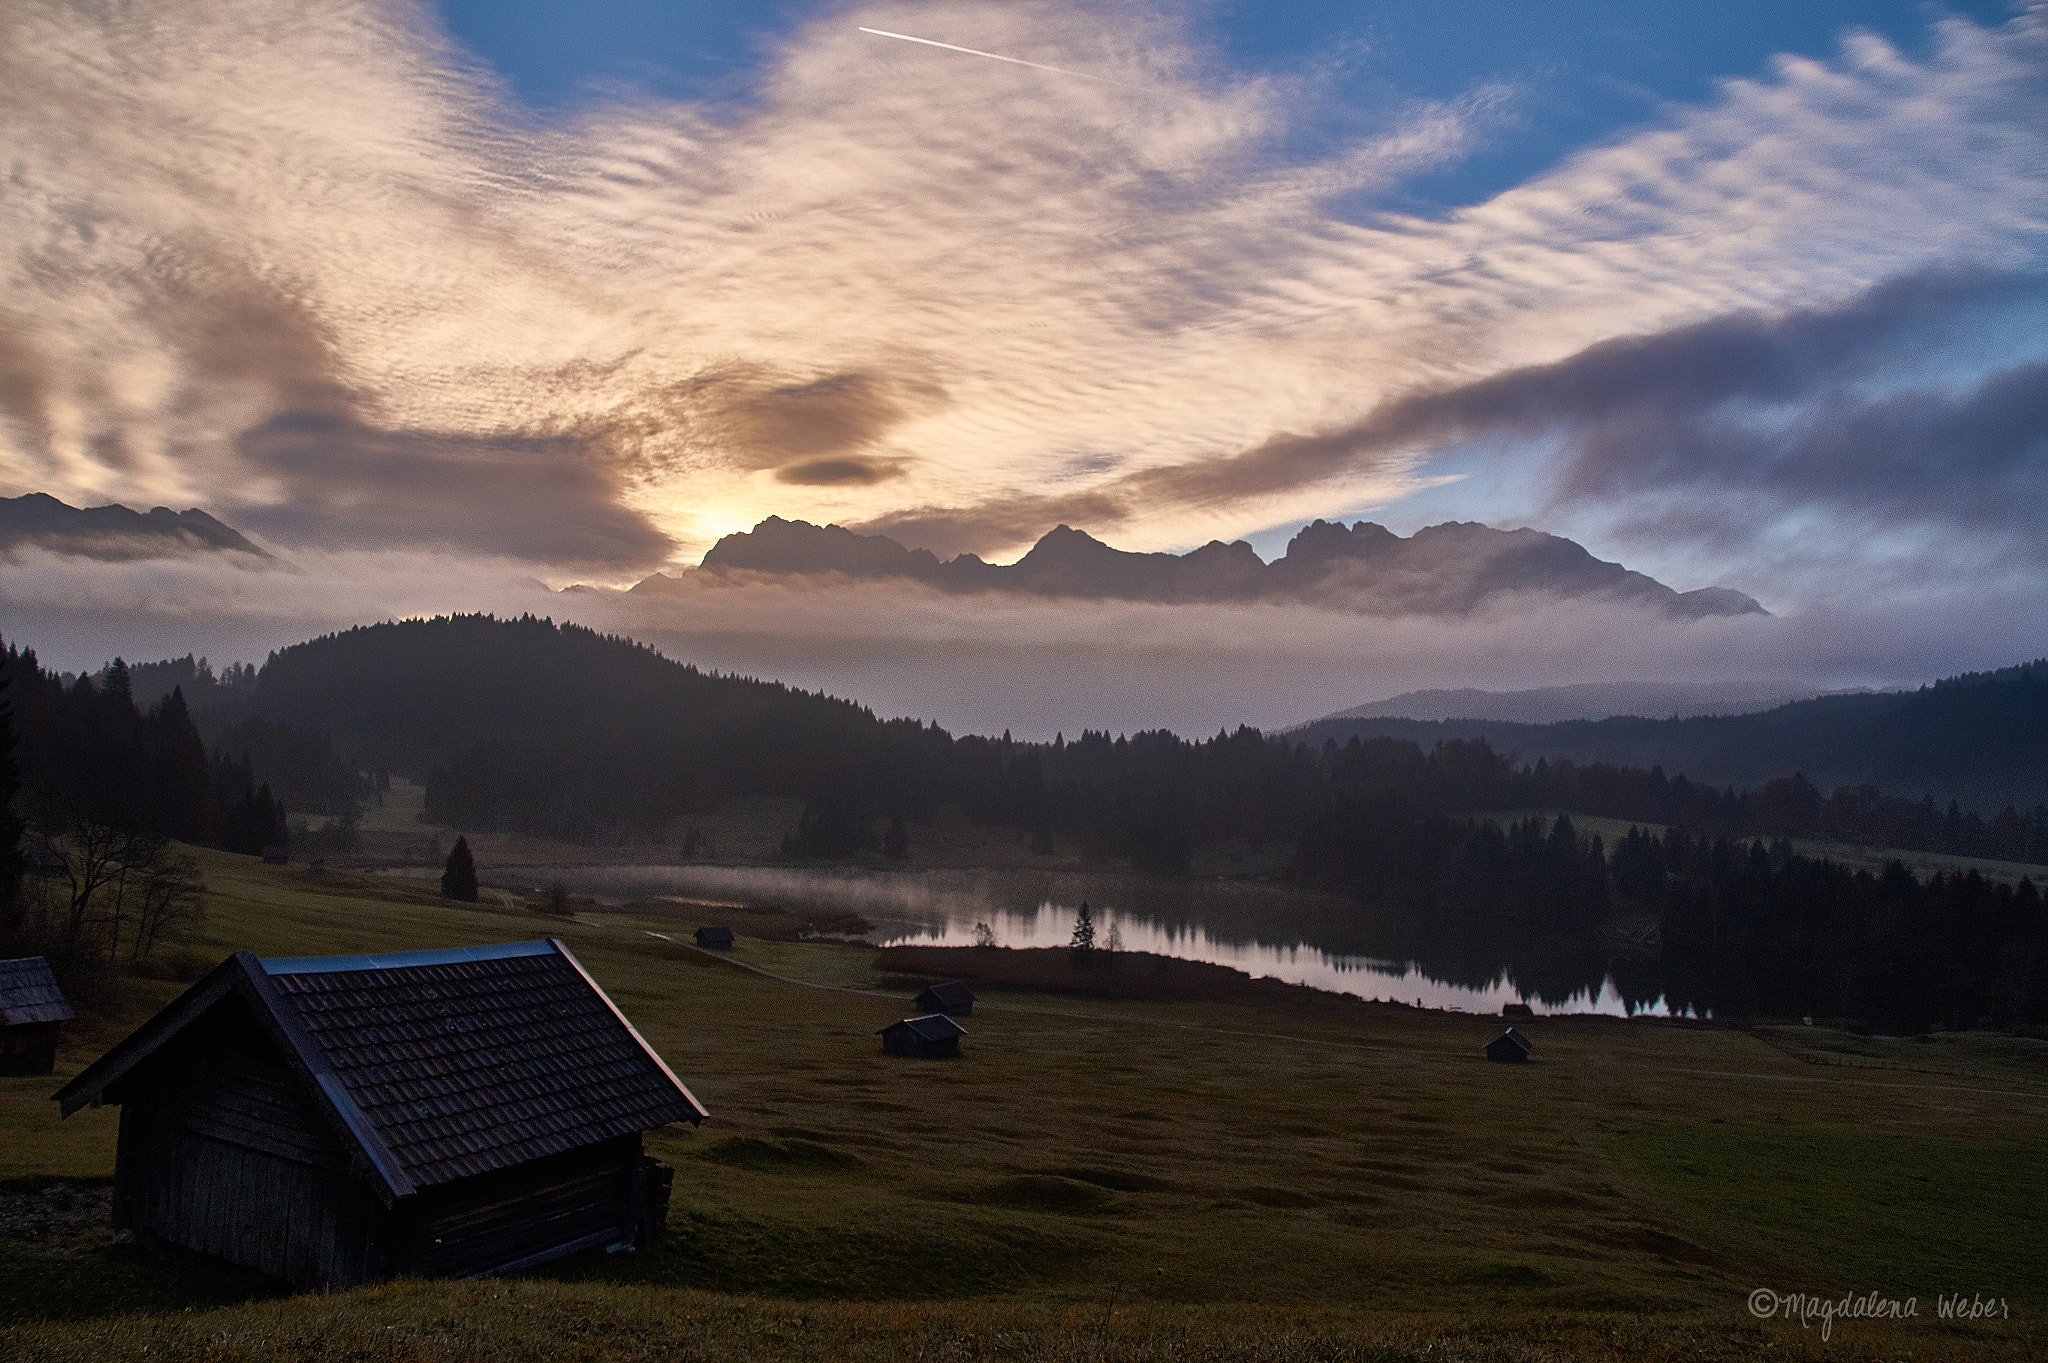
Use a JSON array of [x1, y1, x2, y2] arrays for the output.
[[0, 238, 674, 571], [1573, 358, 2048, 554], [663, 366, 942, 490], [855, 489, 1127, 559], [233, 412, 673, 571], [856, 269, 2048, 565]]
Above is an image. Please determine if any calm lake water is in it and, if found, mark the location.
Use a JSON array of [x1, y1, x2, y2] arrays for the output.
[[418, 862, 1672, 1017]]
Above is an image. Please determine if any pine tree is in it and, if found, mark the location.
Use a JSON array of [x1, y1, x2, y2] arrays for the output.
[[1069, 899, 1095, 961], [441, 834, 479, 902], [883, 814, 910, 860]]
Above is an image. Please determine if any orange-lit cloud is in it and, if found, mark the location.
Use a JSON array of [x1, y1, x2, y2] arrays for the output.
[[0, 0, 2043, 580]]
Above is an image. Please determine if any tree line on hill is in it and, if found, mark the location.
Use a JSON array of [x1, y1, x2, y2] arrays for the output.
[[126, 655, 372, 822], [1499, 760, 2048, 866], [1288, 659, 2048, 817], [0, 640, 287, 981], [7, 614, 2046, 1026], [1292, 795, 2046, 1029], [87, 617, 2048, 873]]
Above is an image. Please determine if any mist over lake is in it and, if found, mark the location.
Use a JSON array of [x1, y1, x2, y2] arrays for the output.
[[426, 863, 1668, 1017]]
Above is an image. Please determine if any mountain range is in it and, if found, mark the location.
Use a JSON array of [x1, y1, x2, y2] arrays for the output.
[[1321, 681, 1869, 725], [0, 492, 267, 560], [639, 516, 1768, 617], [0, 491, 1764, 618]]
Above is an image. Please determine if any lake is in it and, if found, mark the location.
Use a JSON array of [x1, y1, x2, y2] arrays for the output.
[[427, 862, 1674, 1017]]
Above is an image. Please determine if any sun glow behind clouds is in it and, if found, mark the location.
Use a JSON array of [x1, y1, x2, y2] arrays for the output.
[[0, 0, 2043, 588]]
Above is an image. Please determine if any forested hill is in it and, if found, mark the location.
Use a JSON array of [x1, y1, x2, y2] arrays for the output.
[[1288, 660, 2048, 814], [186, 615, 956, 842], [106, 618, 2048, 862]]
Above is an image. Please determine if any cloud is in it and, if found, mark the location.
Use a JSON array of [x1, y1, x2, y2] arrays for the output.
[[231, 412, 674, 568], [1, 0, 2042, 585], [1160, 268, 2048, 580]]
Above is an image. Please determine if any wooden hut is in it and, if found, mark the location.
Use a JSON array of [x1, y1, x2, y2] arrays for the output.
[[877, 1013, 966, 1058], [53, 939, 707, 1290], [912, 981, 975, 1016], [1501, 1002, 1533, 1018], [1485, 1026, 1533, 1063], [693, 926, 734, 949], [0, 956, 73, 1077]]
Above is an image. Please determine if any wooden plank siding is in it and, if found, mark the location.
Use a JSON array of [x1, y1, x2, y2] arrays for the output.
[[112, 1006, 386, 1289], [120, 1106, 386, 1288], [402, 1137, 640, 1279], [0, 1020, 61, 1075], [179, 1053, 348, 1169]]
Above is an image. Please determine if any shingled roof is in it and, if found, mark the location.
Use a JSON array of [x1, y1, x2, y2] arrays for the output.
[[55, 940, 706, 1197], [877, 1013, 967, 1042], [913, 981, 975, 1013], [0, 956, 73, 1025]]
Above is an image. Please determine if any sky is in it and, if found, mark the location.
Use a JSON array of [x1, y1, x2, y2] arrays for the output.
[[2, 0, 2045, 734]]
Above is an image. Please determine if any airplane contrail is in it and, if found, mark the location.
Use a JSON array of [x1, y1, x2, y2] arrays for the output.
[[857, 27, 1128, 87]]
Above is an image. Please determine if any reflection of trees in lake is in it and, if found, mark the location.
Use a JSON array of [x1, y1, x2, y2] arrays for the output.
[[1043, 870, 1653, 1011], [496, 860, 1660, 1010]]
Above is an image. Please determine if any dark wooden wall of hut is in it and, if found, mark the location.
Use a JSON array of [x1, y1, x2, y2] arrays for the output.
[[398, 1136, 644, 1279], [112, 1010, 388, 1289], [0, 1021, 60, 1076]]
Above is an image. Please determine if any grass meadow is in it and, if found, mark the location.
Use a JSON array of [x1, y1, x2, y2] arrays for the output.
[[1, 848, 2042, 1360]]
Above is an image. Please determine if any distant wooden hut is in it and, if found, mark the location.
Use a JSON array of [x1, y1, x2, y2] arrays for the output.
[[1501, 1002, 1534, 1018], [0, 957, 74, 1077], [54, 939, 707, 1290], [260, 845, 290, 865], [912, 981, 975, 1016], [877, 1013, 966, 1058], [1485, 1026, 1533, 1063], [694, 926, 735, 949]]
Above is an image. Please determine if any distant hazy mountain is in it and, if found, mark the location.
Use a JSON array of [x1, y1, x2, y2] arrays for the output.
[[1323, 681, 1858, 725], [642, 516, 1766, 618], [0, 493, 268, 560], [1289, 659, 2048, 814]]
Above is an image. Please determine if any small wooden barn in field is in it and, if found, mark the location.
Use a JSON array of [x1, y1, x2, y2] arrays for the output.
[[0, 956, 73, 1077], [693, 926, 734, 949], [913, 981, 975, 1016], [878, 1013, 966, 1058], [54, 939, 707, 1290], [1485, 1026, 1533, 1063]]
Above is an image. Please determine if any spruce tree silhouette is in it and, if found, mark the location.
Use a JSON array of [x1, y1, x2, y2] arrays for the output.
[[883, 814, 910, 860], [1069, 899, 1095, 962], [440, 834, 479, 902]]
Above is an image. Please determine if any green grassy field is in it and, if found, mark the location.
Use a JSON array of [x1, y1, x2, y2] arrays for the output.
[[2, 848, 2041, 1360]]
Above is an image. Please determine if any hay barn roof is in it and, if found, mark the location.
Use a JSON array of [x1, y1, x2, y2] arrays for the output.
[[878, 1013, 968, 1041], [54, 939, 706, 1198], [0, 956, 73, 1025]]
